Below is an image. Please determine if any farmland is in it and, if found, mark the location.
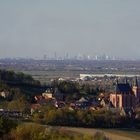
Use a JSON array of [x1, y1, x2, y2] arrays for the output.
[[1, 59, 140, 83]]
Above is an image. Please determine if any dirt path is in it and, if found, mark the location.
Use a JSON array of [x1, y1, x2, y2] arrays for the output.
[[60, 127, 138, 140]]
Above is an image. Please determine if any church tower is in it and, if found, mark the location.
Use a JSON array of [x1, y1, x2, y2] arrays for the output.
[[132, 77, 139, 96], [132, 77, 140, 106]]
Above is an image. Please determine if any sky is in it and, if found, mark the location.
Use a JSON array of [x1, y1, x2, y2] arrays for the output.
[[0, 0, 140, 59]]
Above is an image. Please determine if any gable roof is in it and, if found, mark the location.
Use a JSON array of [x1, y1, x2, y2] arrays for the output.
[[31, 104, 41, 110], [78, 97, 88, 102]]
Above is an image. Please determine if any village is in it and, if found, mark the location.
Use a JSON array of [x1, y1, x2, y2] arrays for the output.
[[31, 76, 140, 119], [0, 71, 140, 129], [1, 0, 140, 139]]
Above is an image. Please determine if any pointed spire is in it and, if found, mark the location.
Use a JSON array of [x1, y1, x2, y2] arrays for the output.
[[115, 78, 119, 93], [134, 76, 138, 87], [116, 78, 119, 84], [130, 82, 133, 88], [125, 77, 128, 84]]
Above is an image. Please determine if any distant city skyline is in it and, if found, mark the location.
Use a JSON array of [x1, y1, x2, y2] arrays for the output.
[[0, 0, 140, 59], [0, 53, 127, 61], [41, 53, 119, 60]]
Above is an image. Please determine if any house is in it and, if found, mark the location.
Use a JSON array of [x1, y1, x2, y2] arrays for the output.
[[75, 97, 90, 109], [34, 95, 43, 101], [110, 77, 140, 110], [31, 104, 41, 115], [34, 95, 47, 105], [78, 97, 88, 102], [0, 91, 9, 98], [90, 98, 100, 107], [54, 101, 65, 108], [100, 98, 113, 109], [53, 88, 64, 100], [42, 89, 53, 99]]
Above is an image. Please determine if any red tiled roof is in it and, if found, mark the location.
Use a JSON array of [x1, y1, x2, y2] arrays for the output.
[[31, 104, 41, 109], [35, 95, 43, 101]]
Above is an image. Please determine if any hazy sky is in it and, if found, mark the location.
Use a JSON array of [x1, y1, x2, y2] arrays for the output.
[[0, 0, 140, 59]]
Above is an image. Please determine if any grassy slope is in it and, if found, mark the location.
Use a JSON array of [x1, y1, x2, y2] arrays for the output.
[[24, 122, 140, 140], [60, 127, 140, 140]]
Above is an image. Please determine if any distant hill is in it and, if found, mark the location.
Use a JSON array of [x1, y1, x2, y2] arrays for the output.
[[0, 69, 48, 100], [0, 69, 40, 85]]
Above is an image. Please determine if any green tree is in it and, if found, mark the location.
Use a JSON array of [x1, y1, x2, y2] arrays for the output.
[[10, 124, 45, 140], [0, 117, 17, 137], [8, 95, 30, 113]]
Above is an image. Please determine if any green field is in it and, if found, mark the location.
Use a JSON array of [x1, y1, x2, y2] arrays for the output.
[[22, 70, 81, 83]]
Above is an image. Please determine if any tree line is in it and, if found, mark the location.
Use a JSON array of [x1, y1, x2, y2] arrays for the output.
[[32, 106, 140, 129], [0, 69, 41, 86]]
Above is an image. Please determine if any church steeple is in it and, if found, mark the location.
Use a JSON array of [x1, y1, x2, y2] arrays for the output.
[[134, 76, 138, 87], [116, 78, 119, 85], [125, 77, 128, 84], [115, 78, 119, 93], [132, 76, 140, 106]]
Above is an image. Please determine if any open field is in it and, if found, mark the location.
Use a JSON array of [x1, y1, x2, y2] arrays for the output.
[[24, 122, 140, 140], [60, 127, 140, 140], [22, 70, 81, 83], [22, 70, 140, 84], [1, 59, 140, 83]]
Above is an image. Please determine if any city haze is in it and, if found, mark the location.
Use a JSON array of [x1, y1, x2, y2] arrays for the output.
[[0, 0, 140, 59]]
